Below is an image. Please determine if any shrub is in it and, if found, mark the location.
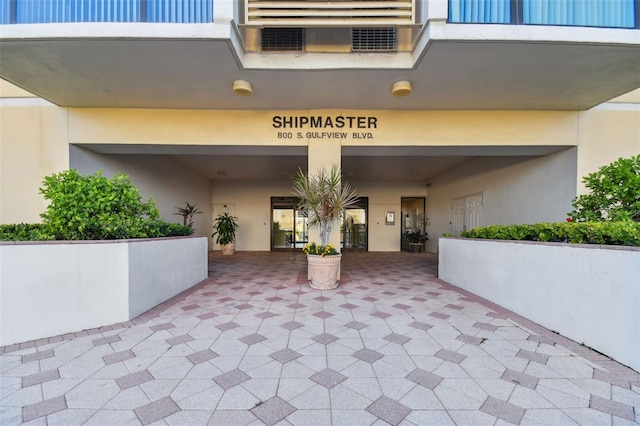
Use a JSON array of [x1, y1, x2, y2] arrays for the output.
[[0, 223, 54, 241], [569, 154, 640, 222], [462, 222, 640, 247], [0, 169, 194, 241]]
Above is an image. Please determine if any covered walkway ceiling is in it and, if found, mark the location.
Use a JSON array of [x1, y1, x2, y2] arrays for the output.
[[75, 144, 572, 182], [1, 21, 639, 110]]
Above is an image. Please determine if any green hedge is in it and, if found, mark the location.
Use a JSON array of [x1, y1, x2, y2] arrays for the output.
[[0, 223, 54, 241], [461, 222, 640, 247], [0, 170, 194, 242], [0, 221, 192, 242]]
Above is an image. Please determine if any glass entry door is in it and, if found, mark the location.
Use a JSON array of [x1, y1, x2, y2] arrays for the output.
[[271, 197, 308, 250], [341, 197, 368, 251], [401, 197, 426, 252]]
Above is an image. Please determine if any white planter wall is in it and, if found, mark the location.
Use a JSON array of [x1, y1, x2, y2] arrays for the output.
[[0, 236, 208, 346], [439, 238, 640, 371]]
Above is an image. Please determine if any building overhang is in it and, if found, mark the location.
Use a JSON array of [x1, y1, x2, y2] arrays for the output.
[[0, 22, 638, 110]]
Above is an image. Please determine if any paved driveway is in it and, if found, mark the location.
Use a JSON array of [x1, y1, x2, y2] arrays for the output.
[[1, 251, 639, 425]]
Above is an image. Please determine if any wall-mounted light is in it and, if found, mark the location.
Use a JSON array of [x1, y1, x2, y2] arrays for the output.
[[232, 80, 253, 96], [392, 80, 412, 97]]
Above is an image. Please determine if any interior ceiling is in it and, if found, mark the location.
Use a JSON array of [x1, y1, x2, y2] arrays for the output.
[[1, 36, 639, 110]]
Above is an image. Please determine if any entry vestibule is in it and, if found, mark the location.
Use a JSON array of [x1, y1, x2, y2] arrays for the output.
[[270, 196, 369, 251]]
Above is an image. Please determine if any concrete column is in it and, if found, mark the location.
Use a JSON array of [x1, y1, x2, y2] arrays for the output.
[[307, 138, 342, 250]]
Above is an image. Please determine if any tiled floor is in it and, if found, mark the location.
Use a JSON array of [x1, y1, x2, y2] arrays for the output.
[[1, 251, 639, 425]]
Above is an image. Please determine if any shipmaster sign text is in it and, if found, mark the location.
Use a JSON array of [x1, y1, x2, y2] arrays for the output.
[[272, 115, 377, 129]]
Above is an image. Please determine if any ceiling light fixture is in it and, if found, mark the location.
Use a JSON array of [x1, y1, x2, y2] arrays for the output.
[[392, 80, 412, 97], [232, 80, 253, 96]]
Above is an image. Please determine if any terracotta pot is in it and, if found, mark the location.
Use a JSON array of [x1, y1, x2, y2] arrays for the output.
[[221, 242, 235, 255], [307, 254, 341, 289]]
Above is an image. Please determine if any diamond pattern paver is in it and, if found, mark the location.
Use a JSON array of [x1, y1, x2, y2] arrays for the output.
[[251, 396, 296, 425], [589, 395, 635, 421], [3, 252, 640, 426], [103, 350, 136, 365], [406, 368, 444, 389], [310, 368, 347, 389], [22, 368, 60, 387], [435, 348, 467, 364], [21, 349, 55, 363], [501, 368, 539, 390], [353, 348, 384, 364], [135, 396, 180, 425], [344, 321, 368, 330], [280, 321, 304, 330], [186, 349, 218, 365], [366, 395, 411, 425], [116, 369, 154, 390], [480, 396, 525, 424], [240, 333, 267, 345], [23, 395, 68, 422], [214, 368, 251, 390], [516, 348, 549, 365], [384, 333, 411, 345], [216, 322, 240, 331], [313, 333, 339, 345], [166, 334, 195, 346], [270, 348, 302, 364], [456, 334, 483, 346]]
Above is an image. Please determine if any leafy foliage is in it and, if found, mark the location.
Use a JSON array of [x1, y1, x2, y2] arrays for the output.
[[212, 212, 239, 245], [569, 155, 640, 222], [292, 164, 359, 246], [0, 223, 54, 241], [462, 222, 640, 247], [36, 169, 191, 240], [405, 230, 428, 243], [302, 242, 339, 256], [174, 202, 202, 229]]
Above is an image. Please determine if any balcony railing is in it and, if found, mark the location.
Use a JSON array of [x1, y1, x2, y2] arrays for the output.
[[0, 0, 213, 24], [449, 0, 639, 28], [244, 1, 416, 27]]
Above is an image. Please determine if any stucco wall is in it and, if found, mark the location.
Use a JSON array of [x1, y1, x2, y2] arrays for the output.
[[0, 236, 208, 346], [439, 238, 640, 371], [577, 104, 640, 194], [425, 149, 577, 252], [0, 102, 69, 223]]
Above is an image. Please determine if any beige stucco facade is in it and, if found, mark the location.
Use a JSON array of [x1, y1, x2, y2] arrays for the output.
[[1, 80, 638, 252]]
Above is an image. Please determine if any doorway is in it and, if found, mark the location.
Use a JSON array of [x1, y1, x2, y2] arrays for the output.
[[341, 197, 368, 251], [271, 197, 308, 250], [401, 197, 426, 252], [452, 193, 483, 235]]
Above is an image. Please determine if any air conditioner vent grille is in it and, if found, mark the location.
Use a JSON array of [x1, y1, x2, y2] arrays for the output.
[[352, 28, 397, 52], [261, 28, 305, 51]]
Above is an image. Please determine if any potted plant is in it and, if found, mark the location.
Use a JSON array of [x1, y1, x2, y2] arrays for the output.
[[212, 212, 239, 255], [174, 202, 202, 229], [405, 230, 428, 252], [292, 164, 358, 289]]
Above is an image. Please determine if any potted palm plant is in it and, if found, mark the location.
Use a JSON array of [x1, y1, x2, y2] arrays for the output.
[[212, 212, 239, 255], [292, 164, 358, 289], [174, 202, 202, 229]]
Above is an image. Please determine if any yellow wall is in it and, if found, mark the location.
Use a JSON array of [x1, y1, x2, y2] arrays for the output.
[[0, 104, 69, 223], [577, 106, 640, 194], [0, 80, 35, 98], [67, 108, 578, 148]]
